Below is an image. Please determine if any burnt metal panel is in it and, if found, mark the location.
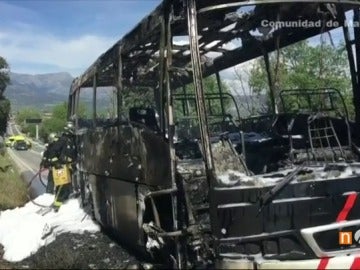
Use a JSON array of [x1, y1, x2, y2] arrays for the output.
[[211, 177, 360, 258], [216, 196, 347, 238], [89, 174, 141, 247], [212, 177, 360, 206], [81, 125, 171, 188]]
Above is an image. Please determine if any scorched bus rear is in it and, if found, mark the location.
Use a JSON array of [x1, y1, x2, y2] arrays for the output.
[[68, 0, 360, 268]]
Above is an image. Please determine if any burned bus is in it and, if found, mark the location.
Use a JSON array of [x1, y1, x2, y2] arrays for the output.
[[69, 0, 360, 268]]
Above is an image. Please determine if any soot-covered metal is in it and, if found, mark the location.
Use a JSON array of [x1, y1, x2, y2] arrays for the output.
[[69, 1, 360, 269]]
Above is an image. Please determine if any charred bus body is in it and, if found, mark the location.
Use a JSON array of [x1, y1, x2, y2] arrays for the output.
[[69, 0, 360, 268]]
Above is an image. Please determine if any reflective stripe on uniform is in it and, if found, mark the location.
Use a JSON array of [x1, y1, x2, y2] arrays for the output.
[[53, 201, 62, 207]]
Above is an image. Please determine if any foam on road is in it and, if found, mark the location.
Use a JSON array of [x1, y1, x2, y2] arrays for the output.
[[0, 194, 100, 262]]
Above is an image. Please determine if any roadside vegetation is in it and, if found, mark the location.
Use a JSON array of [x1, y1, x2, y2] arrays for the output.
[[0, 55, 27, 210], [14, 107, 42, 137], [233, 39, 353, 117], [0, 152, 28, 210], [0, 56, 11, 136], [15, 104, 66, 141], [39, 102, 72, 139], [15, 101, 88, 142]]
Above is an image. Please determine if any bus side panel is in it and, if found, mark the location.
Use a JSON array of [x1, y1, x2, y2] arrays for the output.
[[82, 124, 171, 188], [210, 177, 360, 259], [79, 124, 171, 249], [89, 174, 141, 246], [140, 129, 171, 187]]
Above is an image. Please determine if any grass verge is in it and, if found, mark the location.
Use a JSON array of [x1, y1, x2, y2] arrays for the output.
[[0, 150, 29, 268], [0, 151, 28, 210]]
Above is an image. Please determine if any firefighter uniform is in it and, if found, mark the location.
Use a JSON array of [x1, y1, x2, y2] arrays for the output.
[[60, 121, 77, 191], [41, 130, 75, 210], [40, 133, 63, 194], [60, 125, 77, 171]]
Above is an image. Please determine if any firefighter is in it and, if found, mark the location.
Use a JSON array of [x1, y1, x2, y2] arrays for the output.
[[40, 132, 61, 194], [40, 131, 72, 211]]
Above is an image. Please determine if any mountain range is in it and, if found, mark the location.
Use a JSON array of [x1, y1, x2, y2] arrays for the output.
[[5, 72, 74, 111], [5, 71, 267, 117]]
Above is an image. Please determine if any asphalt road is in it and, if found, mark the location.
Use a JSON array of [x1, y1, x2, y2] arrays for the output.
[[7, 122, 47, 198]]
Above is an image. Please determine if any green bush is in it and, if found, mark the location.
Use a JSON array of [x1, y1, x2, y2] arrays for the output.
[[0, 153, 28, 210]]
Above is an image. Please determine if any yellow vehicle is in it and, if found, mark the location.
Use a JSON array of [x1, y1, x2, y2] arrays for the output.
[[5, 135, 32, 148], [5, 136, 15, 147]]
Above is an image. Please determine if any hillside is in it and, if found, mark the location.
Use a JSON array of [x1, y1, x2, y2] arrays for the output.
[[5, 72, 74, 111], [4, 71, 268, 117]]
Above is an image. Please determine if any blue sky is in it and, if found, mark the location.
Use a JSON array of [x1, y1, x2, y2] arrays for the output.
[[0, 0, 350, 80], [0, 0, 161, 76]]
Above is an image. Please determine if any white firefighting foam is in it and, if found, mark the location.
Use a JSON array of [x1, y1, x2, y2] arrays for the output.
[[217, 163, 360, 188], [0, 193, 100, 262]]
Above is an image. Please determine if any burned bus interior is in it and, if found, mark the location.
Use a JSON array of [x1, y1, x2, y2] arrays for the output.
[[69, 0, 360, 268]]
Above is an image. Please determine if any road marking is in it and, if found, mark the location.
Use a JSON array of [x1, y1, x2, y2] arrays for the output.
[[7, 123, 42, 171], [8, 149, 37, 174], [30, 149, 42, 156]]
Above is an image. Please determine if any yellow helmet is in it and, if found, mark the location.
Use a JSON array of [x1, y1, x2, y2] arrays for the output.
[[64, 121, 75, 134], [48, 132, 58, 143]]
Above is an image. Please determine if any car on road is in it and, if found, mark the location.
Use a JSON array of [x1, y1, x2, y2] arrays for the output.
[[13, 140, 29, 151], [6, 135, 32, 148]]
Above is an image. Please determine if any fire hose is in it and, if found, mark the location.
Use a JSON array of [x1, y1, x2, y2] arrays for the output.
[[26, 167, 54, 208], [27, 166, 70, 210]]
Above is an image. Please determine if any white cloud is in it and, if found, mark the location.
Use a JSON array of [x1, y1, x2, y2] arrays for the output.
[[0, 27, 117, 76]]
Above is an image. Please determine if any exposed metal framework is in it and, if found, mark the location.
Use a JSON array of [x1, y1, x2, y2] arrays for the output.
[[68, 1, 360, 269], [71, 1, 357, 91]]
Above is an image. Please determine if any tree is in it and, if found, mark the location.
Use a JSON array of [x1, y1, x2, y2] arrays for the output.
[[118, 87, 154, 118], [15, 107, 41, 137], [0, 56, 10, 97], [232, 64, 268, 117], [40, 118, 66, 140], [0, 56, 11, 136], [15, 107, 41, 125], [40, 102, 88, 141], [0, 99, 10, 136], [241, 40, 352, 117], [40, 103, 67, 141], [174, 75, 231, 119], [52, 102, 68, 120]]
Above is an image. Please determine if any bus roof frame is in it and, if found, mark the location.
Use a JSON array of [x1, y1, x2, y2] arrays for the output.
[[71, 1, 358, 93]]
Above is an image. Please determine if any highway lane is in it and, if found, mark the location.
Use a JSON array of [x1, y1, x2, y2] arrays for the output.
[[9, 148, 42, 172], [6, 123, 47, 198], [8, 122, 45, 153], [7, 148, 48, 198]]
